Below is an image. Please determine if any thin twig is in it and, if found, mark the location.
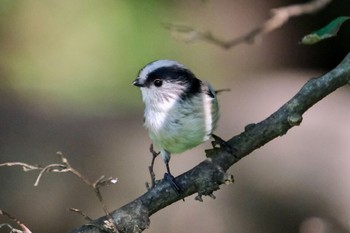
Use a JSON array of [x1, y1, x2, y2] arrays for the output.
[[0, 152, 119, 232], [92, 176, 119, 233], [146, 144, 160, 189], [0, 162, 41, 171], [68, 208, 93, 222], [34, 163, 67, 186], [0, 209, 32, 233]]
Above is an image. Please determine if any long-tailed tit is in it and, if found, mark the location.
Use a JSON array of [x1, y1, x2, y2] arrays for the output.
[[133, 60, 220, 193]]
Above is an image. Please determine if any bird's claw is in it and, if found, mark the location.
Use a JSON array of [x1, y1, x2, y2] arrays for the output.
[[164, 173, 183, 194]]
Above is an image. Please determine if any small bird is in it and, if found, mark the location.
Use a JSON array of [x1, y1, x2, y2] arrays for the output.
[[133, 60, 220, 193]]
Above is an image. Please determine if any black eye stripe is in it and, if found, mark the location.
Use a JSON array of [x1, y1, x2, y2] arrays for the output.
[[144, 66, 201, 98], [147, 66, 191, 83]]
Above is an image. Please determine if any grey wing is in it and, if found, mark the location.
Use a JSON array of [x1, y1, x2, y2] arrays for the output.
[[203, 81, 216, 98]]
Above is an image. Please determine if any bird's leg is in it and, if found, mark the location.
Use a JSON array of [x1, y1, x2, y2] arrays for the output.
[[161, 150, 183, 195], [164, 162, 183, 195], [211, 134, 237, 155]]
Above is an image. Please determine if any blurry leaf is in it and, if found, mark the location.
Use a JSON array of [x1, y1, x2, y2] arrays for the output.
[[301, 16, 350, 45]]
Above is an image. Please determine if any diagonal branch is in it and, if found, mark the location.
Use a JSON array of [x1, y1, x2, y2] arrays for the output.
[[164, 0, 332, 49], [68, 51, 350, 233]]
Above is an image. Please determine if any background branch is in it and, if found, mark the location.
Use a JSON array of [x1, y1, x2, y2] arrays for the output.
[[68, 52, 350, 233], [164, 0, 332, 49], [0, 209, 32, 233], [0, 153, 119, 232]]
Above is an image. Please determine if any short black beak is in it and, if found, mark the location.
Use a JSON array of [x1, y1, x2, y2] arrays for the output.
[[133, 79, 145, 87]]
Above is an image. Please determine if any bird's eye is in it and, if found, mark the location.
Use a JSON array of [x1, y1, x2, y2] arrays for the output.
[[153, 79, 163, 87]]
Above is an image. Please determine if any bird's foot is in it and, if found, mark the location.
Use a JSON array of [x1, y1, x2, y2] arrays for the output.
[[164, 173, 185, 200]]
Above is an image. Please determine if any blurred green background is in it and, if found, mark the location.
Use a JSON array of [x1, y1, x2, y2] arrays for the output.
[[0, 1, 188, 115], [0, 1, 350, 233]]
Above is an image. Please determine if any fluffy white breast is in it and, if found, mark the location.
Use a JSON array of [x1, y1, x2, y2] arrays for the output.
[[144, 90, 218, 154]]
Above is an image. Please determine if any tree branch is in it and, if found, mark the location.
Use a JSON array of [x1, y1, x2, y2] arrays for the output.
[[164, 0, 332, 49], [68, 51, 350, 233]]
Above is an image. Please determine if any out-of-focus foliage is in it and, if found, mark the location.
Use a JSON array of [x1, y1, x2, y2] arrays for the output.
[[0, 1, 182, 115]]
